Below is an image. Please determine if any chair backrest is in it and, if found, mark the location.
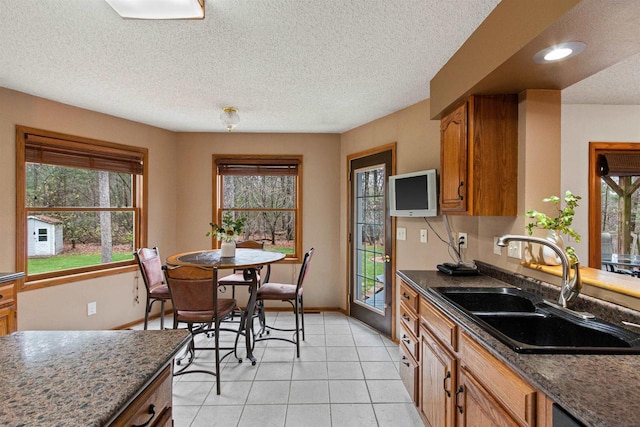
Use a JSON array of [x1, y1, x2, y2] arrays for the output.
[[295, 248, 315, 292], [234, 240, 270, 282], [163, 265, 215, 312], [602, 232, 613, 260], [237, 240, 264, 249], [135, 247, 164, 291]]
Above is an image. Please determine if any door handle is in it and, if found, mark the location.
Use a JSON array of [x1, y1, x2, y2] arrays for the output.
[[457, 181, 464, 200], [384, 255, 391, 263]]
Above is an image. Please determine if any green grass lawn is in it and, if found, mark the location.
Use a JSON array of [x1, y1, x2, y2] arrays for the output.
[[28, 253, 133, 274]]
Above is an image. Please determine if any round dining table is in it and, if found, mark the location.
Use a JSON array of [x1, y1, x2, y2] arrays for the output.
[[166, 248, 285, 364]]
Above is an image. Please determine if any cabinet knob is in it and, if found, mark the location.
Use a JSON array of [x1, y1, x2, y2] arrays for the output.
[[401, 356, 411, 367]]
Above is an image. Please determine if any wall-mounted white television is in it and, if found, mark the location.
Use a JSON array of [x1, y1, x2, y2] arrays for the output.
[[389, 169, 438, 217]]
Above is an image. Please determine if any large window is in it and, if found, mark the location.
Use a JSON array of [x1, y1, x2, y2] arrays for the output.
[[16, 126, 147, 289], [213, 156, 302, 261]]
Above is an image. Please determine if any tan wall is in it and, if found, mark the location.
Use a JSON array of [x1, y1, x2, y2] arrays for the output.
[[174, 132, 342, 310], [561, 104, 640, 261], [339, 100, 480, 314], [0, 87, 179, 330]]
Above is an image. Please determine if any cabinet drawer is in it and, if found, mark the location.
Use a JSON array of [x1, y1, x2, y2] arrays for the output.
[[111, 364, 173, 427], [399, 302, 419, 336], [0, 283, 15, 307], [399, 281, 419, 312], [420, 298, 457, 352], [461, 332, 536, 426], [399, 323, 419, 361], [399, 344, 418, 405]]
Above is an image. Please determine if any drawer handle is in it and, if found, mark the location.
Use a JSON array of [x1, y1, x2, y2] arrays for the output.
[[133, 404, 156, 427], [401, 335, 411, 345], [401, 356, 411, 367], [443, 370, 451, 397], [455, 386, 464, 414], [401, 293, 410, 301], [401, 313, 410, 321]]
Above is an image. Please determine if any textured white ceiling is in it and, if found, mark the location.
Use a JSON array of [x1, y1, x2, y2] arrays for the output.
[[0, 0, 501, 133], [1, 1, 635, 133]]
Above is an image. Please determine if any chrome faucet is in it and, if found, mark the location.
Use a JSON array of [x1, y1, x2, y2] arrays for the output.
[[497, 234, 581, 308]]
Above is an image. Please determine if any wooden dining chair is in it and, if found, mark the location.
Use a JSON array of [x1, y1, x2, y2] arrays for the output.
[[255, 248, 314, 357], [134, 247, 171, 330], [162, 264, 244, 395]]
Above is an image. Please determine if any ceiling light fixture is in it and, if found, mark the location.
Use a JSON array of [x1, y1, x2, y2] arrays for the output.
[[105, 0, 205, 20], [533, 42, 587, 64], [220, 107, 240, 132]]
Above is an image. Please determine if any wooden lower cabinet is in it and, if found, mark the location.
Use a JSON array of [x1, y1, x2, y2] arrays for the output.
[[407, 289, 551, 427], [420, 326, 456, 427], [0, 306, 16, 337], [111, 364, 173, 427], [457, 366, 518, 427]]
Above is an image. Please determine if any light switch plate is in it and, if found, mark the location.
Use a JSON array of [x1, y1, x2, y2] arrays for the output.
[[507, 241, 522, 259], [420, 229, 428, 243], [396, 227, 406, 241]]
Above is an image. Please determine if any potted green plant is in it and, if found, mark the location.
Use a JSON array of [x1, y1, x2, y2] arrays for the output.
[[525, 191, 581, 265], [207, 213, 247, 257]]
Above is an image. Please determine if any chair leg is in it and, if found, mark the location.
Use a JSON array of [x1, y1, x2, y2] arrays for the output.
[[215, 317, 221, 395], [300, 295, 305, 341], [144, 296, 151, 330], [294, 299, 300, 358], [159, 300, 165, 330]]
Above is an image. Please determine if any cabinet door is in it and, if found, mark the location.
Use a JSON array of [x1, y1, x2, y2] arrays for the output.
[[457, 367, 518, 427], [0, 307, 15, 337], [440, 101, 468, 213], [420, 326, 456, 427]]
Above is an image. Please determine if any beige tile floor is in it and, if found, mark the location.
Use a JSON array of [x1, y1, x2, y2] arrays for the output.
[[137, 311, 423, 427]]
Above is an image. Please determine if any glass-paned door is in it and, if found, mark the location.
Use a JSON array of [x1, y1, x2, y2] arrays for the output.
[[349, 150, 393, 336]]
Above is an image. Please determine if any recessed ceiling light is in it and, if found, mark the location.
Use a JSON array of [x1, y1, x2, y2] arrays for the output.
[[533, 42, 587, 64]]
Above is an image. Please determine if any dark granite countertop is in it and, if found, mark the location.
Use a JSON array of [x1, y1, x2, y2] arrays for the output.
[[0, 272, 24, 284], [398, 264, 640, 427], [0, 329, 190, 426]]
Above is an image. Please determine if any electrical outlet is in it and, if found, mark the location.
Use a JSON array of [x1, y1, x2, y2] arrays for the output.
[[420, 229, 428, 243], [396, 227, 406, 241], [458, 232, 468, 249], [493, 236, 502, 255], [87, 302, 97, 316], [507, 241, 522, 259]]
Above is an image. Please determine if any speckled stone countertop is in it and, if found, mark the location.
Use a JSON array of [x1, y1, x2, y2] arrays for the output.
[[0, 329, 190, 426], [0, 272, 24, 284], [398, 263, 640, 427]]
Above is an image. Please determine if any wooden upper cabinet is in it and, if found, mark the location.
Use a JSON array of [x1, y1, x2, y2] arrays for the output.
[[440, 95, 518, 216]]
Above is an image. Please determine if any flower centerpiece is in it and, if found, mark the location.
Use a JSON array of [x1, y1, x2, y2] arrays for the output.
[[207, 213, 247, 257], [525, 190, 581, 265]]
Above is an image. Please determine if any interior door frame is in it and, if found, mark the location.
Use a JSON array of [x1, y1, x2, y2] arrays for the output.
[[346, 142, 396, 340]]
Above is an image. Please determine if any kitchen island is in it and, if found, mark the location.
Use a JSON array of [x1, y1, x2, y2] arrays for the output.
[[398, 262, 640, 427], [0, 329, 190, 426]]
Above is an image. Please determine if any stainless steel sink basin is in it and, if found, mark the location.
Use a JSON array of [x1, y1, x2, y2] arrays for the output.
[[430, 287, 640, 354]]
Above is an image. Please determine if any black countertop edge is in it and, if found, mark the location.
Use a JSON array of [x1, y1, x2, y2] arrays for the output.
[[0, 272, 24, 284], [396, 267, 640, 427]]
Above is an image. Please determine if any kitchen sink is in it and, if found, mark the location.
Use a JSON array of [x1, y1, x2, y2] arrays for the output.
[[434, 287, 540, 313], [430, 287, 640, 354]]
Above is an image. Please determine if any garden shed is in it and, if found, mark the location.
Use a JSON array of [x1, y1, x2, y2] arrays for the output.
[[27, 215, 63, 257]]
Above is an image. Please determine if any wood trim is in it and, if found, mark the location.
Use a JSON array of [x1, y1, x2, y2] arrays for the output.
[[588, 142, 640, 268], [211, 154, 303, 262], [15, 125, 148, 291], [345, 142, 397, 338]]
